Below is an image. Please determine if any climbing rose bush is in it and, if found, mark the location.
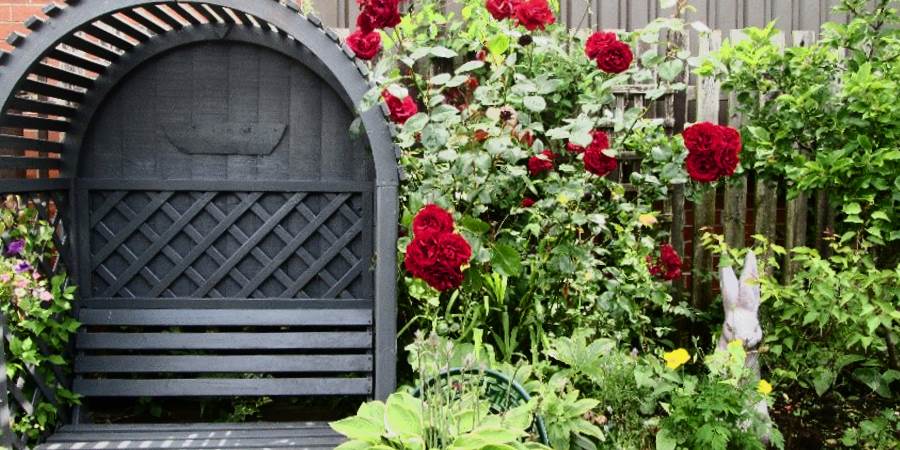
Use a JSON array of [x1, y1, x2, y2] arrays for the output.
[[355, 0, 699, 354]]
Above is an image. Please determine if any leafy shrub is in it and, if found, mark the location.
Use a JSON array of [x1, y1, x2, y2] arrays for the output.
[[698, 0, 900, 257], [0, 196, 79, 442]]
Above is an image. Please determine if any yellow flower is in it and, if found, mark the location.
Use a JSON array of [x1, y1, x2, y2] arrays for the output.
[[663, 348, 691, 370], [757, 379, 773, 395], [557, 194, 570, 205], [638, 214, 658, 227]]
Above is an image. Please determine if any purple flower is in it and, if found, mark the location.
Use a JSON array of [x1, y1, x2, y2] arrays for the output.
[[5, 239, 25, 256], [14, 261, 31, 273]]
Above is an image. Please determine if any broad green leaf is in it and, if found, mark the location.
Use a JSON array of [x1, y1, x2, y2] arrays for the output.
[[385, 392, 423, 436], [431, 46, 458, 58], [456, 60, 486, 73], [656, 429, 677, 450], [491, 244, 522, 277], [523, 96, 547, 112], [487, 34, 510, 57]]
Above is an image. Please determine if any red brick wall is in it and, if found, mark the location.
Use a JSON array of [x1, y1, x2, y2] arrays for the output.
[[0, 0, 50, 50]]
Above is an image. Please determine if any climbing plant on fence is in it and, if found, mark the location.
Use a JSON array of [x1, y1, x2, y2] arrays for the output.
[[0, 195, 79, 445]]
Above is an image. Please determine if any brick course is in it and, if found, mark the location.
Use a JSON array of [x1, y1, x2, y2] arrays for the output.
[[0, 0, 50, 50]]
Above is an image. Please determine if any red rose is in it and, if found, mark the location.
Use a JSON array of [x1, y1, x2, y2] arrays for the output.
[[419, 262, 465, 292], [486, 0, 521, 20], [382, 90, 418, 124], [594, 40, 633, 74], [587, 130, 610, 151], [716, 147, 740, 177], [720, 126, 742, 154], [585, 31, 617, 60], [514, 0, 555, 31], [356, 0, 401, 30], [648, 244, 682, 281], [436, 232, 472, 267], [404, 236, 440, 277], [528, 150, 557, 176], [518, 131, 536, 147], [583, 148, 617, 177], [682, 122, 724, 153], [412, 204, 454, 238], [566, 142, 585, 154], [474, 129, 490, 142], [685, 148, 720, 183], [466, 76, 480, 90], [476, 50, 488, 61], [521, 197, 536, 207], [346, 29, 382, 60], [660, 244, 682, 269]]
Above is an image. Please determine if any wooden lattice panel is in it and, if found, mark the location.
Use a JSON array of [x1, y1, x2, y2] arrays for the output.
[[82, 188, 373, 300]]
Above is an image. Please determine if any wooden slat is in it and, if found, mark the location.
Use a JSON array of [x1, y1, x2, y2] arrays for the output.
[[76, 331, 372, 350], [72, 377, 372, 396], [40, 437, 341, 450], [7, 97, 78, 118], [47, 48, 108, 74], [48, 426, 339, 441], [59, 422, 336, 432], [29, 64, 95, 89], [61, 35, 121, 62], [82, 23, 137, 50], [0, 135, 64, 153], [2, 113, 70, 132], [691, 30, 721, 311], [149, 5, 184, 30], [119, 8, 167, 35], [78, 308, 373, 326], [0, 156, 62, 170], [75, 355, 373, 373], [18, 79, 86, 103]]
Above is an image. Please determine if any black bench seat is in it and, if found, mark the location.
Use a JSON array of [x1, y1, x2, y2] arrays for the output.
[[36, 422, 345, 450]]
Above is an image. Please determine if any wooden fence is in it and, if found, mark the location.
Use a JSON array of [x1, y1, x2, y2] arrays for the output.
[[683, 29, 828, 310], [308, 0, 846, 33]]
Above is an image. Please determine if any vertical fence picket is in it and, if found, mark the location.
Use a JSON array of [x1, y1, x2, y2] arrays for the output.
[[691, 30, 721, 310], [751, 31, 784, 270], [783, 30, 817, 281], [724, 38, 748, 251]]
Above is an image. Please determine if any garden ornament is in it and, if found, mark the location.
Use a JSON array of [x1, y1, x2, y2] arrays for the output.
[[718, 252, 772, 442]]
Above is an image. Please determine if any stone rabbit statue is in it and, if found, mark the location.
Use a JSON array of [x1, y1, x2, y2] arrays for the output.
[[718, 252, 771, 442]]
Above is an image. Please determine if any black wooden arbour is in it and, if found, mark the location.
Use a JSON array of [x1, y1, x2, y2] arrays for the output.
[[0, 1, 399, 448]]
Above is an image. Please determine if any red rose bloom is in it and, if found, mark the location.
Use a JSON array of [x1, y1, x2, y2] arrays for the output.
[[682, 122, 724, 153], [685, 148, 720, 183], [356, 0, 401, 31], [474, 129, 490, 142], [486, 0, 521, 20], [419, 262, 465, 292], [720, 126, 742, 154], [648, 243, 682, 281], [521, 197, 536, 207], [412, 204, 454, 238], [514, 0, 555, 31], [583, 148, 617, 177], [404, 236, 439, 277], [660, 244, 682, 269], [716, 147, 740, 177], [382, 90, 418, 124], [566, 141, 585, 154], [585, 31, 617, 60], [528, 150, 557, 176], [587, 130, 610, 151], [346, 29, 382, 60], [436, 232, 472, 267], [594, 40, 633, 74]]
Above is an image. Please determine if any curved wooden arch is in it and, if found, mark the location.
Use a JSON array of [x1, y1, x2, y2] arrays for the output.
[[0, 0, 398, 401]]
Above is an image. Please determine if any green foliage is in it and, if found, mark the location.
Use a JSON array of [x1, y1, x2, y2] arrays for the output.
[[840, 408, 900, 449], [0, 196, 79, 442], [698, 0, 900, 254], [372, 0, 693, 363], [643, 341, 783, 450]]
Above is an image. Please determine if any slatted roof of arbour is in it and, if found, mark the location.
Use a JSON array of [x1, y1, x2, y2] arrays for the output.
[[0, 0, 397, 187]]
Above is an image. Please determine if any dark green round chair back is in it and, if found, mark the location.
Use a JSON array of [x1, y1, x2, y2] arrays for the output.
[[412, 368, 549, 445]]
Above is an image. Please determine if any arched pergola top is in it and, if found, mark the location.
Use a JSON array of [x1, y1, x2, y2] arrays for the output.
[[0, 0, 399, 187]]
